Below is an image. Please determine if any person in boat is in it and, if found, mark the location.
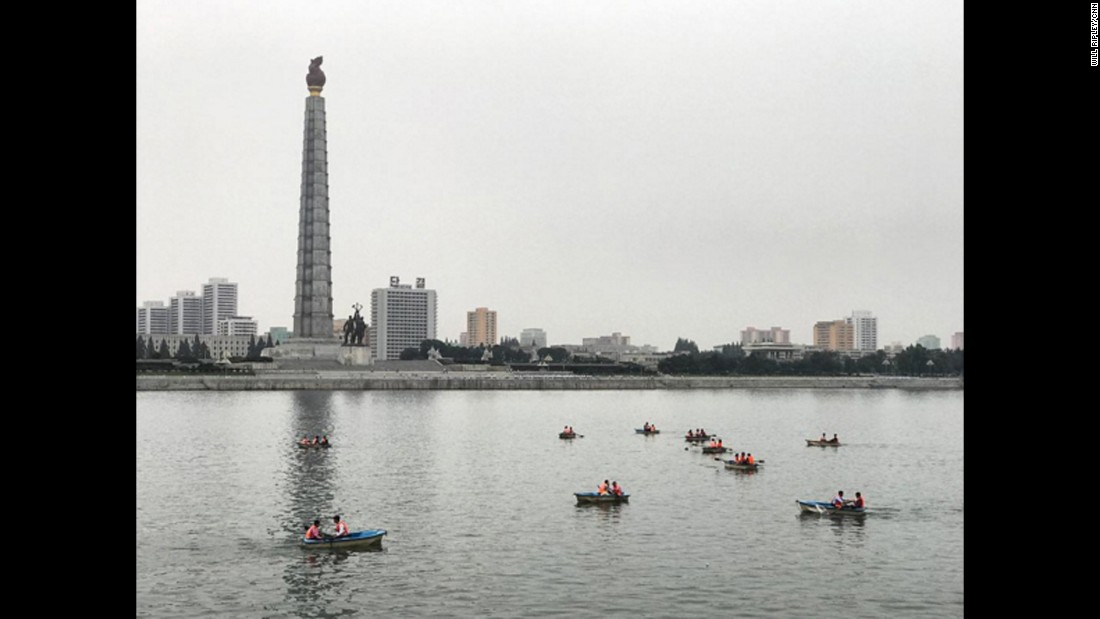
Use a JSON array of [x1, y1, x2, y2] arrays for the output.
[[299, 435, 311, 446], [598, 479, 610, 495], [332, 514, 349, 537], [746, 453, 754, 465], [320, 435, 330, 446], [611, 481, 623, 496], [821, 433, 828, 442], [312, 435, 320, 445], [830, 434, 839, 443], [849, 492, 865, 509], [717, 439, 723, 449], [304, 519, 324, 540], [832, 490, 846, 508]]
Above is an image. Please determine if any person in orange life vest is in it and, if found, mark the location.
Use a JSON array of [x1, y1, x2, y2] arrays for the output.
[[597, 480, 609, 495], [611, 481, 623, 496], [832, 491, 845, 508], [717, 439, 723, 449], [305, 519, 323, 540], [746, 453, 755, 465], [332, 514, 349, 537], [850, 492, 865, 508]]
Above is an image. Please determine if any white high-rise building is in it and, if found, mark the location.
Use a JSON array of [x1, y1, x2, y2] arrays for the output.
[[519, 328, 547, 349], [137, 301, 169, 335], [847, 310, 878, 352], [202, 278, 238, 335], [169, 290, 204, 335], [370, 276, 437, 361]]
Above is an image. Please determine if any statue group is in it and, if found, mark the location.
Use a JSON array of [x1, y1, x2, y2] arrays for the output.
[[344, 307, 366, 346]]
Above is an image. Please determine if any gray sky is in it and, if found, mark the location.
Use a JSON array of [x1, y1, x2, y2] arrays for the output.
[[137, 0, 963, 350]]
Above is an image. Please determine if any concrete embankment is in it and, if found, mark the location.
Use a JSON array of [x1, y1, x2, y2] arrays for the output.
[[136, 373, 962, 391]]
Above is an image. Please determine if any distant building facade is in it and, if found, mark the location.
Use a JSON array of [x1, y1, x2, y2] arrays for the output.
[[740, 326, 790, 345], [202, 277, 238, 335], [169, 291, 203, 335], [136, 334, 254, 360], [137, 301, 169, 335], [916, 334, 941, 350], [370, 276, 437, 361], [951, 331, 964, 350], [813, 320, 854, 352], [466, 307, 498, 348], [217, 316, 258, 337], [518, 328, 547, 349], [267, 327, 292, 344], [848, 310, 878, 352]]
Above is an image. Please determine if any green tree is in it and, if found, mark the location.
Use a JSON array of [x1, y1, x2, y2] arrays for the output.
[[673, 338, 700, 354], [137, 335, 146, 359], [537, 347, 571, 363], [399, 347, 420, 360], [146, 338, 157, 359], [158, 339, 171, 359], [176, 339, 192, 360]]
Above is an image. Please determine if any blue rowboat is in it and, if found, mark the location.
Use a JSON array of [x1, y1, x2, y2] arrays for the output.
[[797, 500, 866, 515], [575, 492, 630, 504], [301, 528, 386, 550]]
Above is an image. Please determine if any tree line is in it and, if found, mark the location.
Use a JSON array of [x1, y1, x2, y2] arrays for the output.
[[657, 342, 963, 377], [135, 334, 275, 362]]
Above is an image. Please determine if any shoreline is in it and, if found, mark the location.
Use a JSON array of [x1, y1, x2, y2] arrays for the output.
[[136, 373, 962, 391]]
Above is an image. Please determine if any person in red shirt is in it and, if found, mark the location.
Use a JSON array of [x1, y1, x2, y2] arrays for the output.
[[332, 514, 349, 537], [304, 519, 323, 540], [611, 481, 623, 496]]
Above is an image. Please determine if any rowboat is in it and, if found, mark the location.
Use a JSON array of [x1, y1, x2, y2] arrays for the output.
[[805, 439, 841, 447], [684, 434, 713, 442], [724, 461, 761, 471], [635, 428, 660, 435], [559, 432, 577, 439], [301, 528, 386, 550], [575, 492, 630, 504], [298, 442, 331, 449], [700, 446, 728, 454], [796, 500, 865, 515]]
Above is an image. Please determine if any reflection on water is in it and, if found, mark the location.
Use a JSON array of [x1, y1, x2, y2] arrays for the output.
[[138, 389, 963, 618]]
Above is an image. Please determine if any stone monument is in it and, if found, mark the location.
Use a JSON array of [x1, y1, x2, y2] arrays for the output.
[[265, 57, 365, 367]]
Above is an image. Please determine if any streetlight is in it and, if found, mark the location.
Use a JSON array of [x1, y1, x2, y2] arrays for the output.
[[926, 359, 935, 377], [882, 358, 890, 375]]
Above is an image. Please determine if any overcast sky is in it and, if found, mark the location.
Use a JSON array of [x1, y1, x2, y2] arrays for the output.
[[137, 0, 963, 351]]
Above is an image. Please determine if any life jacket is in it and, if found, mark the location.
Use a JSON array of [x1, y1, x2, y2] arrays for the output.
[[334, 520, 349, 536], [598, 482, 608, 495], [747, 455, 754, 464], [612, 485, 622, 496], [832, 496, 844, 507], [305, 525, 322, 540], [854, 496, 865, 508]]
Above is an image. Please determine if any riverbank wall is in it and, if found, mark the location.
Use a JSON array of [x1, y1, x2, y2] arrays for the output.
[[137, 372, 962, 391]]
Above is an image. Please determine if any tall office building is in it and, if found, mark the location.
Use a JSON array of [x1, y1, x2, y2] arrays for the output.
[[519, 328, 547, 349], [137, 301, 169, 335], [813, 320, 854, 352], [370, 276, 437, 361], [169, 290, 203, 335], [847, 310, 878, 352], [202, 278, 238, 335], [951, 331, 964, 350], [466, 307, 498, 348]]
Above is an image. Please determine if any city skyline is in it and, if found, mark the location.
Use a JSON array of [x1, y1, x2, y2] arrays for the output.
[[137, 1, 963, 350]]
